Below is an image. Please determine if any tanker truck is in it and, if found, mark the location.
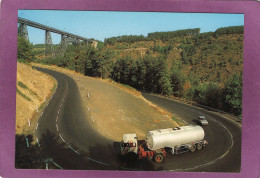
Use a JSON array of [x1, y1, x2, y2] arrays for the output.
[[120, 125, 208, 163]]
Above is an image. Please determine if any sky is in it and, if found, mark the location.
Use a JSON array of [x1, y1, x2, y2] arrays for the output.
[[18, 10, 244, 44]]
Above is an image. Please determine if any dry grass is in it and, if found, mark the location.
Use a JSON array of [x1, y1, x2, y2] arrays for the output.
[[31, 64, 186, 141], [104, 80, 184, 126], [16, 62, 56, 137], [34, 64, 185, 126]]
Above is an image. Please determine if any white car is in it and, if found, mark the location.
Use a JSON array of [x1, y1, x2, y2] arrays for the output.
[[197, 116, 208, 126]]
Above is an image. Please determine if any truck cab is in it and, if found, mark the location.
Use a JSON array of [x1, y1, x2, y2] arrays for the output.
[[120, 134, 138, 156]]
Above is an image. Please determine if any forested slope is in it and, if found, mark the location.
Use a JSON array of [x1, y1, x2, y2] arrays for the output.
[[31, 26, 243, 116]]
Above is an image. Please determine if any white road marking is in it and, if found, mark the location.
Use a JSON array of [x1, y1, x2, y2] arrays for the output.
[[56, 116, 58, 122], [170, 115, 234, 171], [69, 145, 80, 154], [59, 134, 65, 142], [36, 138, 40, 147], [172, 113, 178, 117], [91, 116, 94, 122], [56, 124, 59, 131], [87, 158, 109, 166], [50, 160, 63, 169], [148, 94, 237, 171], [182, 120, 188, 124], [36, 123, 39, 130], [26, 138, 29, 147], [28, 119, 31, 126]]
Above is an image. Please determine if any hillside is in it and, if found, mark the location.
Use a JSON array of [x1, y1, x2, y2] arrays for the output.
[[32, 26, 243, 116], [32, 63, 183, 141], [104, 32, 243, 84], [100, 27, 243, 116], [16, 62, 56, 135]]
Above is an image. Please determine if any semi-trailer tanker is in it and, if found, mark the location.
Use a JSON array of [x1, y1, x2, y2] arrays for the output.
[[120, 125, 208, 162]]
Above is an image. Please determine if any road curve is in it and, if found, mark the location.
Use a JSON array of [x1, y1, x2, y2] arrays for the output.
[[35, 67, 241, 172], [141, 93, 241, 172], [35, 67, 115, 170]]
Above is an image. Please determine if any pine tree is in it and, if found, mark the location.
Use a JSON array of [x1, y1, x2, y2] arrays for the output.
[[170, 69, 186, 97], [17, 36, 35, 62], [223, 74, 243, 116]]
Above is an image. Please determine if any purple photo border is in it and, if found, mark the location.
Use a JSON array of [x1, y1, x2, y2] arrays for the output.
[[0, 0, 259, 177]]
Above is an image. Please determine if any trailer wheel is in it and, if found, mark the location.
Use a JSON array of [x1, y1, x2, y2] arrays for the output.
[[196, 143, 202, 150], [170, 148, 175, 155], [154, 154, 164, 163], [190, 145, 196, 152]]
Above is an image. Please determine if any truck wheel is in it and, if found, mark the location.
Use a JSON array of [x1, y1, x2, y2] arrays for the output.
[[154, 154, 164, 163], [190, 145, 196, 152], [196, 143, 202, 150]]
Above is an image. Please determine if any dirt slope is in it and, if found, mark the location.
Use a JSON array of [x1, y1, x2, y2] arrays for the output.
[[77, 76, 182, 140], [16, 62, 56, 135], [33, 64, 183, 141]]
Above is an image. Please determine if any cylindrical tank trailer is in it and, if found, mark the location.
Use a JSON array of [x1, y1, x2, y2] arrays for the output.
[[146, 125, 205, 151], [120, 125, 208, 162]]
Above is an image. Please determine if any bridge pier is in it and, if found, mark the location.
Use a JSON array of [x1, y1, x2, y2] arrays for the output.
[[75, 38, 81, 44], [71, 38, 81, 45], [61, 34, 66, 44], [61, 34, 68, 47], [45, 30, 53, 55], [45, 30, 53, 45], [59, 34, 69, 55], [18, 23, 29, 41], [61, 36, 81, 45]]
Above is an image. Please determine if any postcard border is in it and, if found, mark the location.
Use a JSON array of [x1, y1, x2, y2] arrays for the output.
[[0, 0, 260, 177]]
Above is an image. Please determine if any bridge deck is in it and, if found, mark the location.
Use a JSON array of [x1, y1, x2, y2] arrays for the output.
[[18, 17, 92, 42]]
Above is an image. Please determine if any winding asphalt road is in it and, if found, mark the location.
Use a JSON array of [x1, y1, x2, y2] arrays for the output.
[[35, 67, 241, 172], [141, 93, 241, 172]]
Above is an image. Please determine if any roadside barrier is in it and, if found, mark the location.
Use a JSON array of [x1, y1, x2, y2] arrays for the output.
[[142, 91, 242, 123]]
